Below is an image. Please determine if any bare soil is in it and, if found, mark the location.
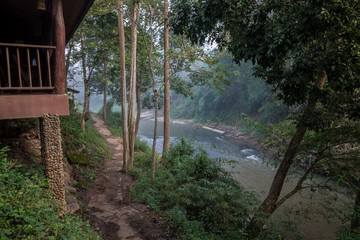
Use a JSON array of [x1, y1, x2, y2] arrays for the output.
[[84, 115, 176, 240]]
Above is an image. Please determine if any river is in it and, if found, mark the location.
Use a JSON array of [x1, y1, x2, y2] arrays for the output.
[[138, 118, 349, 240]]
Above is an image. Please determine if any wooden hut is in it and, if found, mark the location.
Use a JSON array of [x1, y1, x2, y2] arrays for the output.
[[0, 0, 94, 212], [0, 0, 93, 119]]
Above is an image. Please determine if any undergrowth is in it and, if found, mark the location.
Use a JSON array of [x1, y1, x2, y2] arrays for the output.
[[60, 110, 111, 189], [102, 110, 148, 153], [0, 146, 101, 239], [102, 110, 123, 136], [130, 138, 283, 239]]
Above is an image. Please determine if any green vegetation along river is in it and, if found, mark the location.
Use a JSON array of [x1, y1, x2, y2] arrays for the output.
[[138, 118, 348, 240]]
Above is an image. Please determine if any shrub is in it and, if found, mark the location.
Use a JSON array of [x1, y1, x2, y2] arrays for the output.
[[336, 228, 360, 240], [0, 146, 101, 239], [104, 110, 123, 136], [134, 138, 151, 153], [132, 138, 261, 239]]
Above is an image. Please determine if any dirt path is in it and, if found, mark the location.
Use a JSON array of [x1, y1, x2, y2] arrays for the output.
[[84, 115, 175, 240]]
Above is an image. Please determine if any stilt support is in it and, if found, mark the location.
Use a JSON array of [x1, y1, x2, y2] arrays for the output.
[[40, 114, 66, 214]]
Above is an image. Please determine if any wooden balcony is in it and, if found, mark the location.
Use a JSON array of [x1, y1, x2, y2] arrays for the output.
[[0, 43, 55, 92], [0, 43, 69, 120]]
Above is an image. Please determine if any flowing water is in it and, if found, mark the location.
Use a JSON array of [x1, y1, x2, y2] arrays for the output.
[[138, 118, 350, 240]]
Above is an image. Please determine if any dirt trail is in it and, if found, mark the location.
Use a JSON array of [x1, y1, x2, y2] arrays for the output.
[[84, 115, 175, 240]]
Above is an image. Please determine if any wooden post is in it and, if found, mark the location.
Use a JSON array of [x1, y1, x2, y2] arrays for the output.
[[37, 49, 42, 87], [6, 47, 11, 87], [27, 48, 33, 87], [52, 0, 66, 94]]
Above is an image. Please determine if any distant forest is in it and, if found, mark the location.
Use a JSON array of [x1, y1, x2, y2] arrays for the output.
[[171, 56, 289, 124]]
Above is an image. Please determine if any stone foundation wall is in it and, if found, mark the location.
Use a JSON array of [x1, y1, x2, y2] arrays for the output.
[[39, 114, 66, 214]]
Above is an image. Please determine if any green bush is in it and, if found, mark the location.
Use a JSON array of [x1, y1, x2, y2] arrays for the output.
[[134, 138, 151, 153], [104, 110, 123, 136], [336, 228, 360, 240], [0, 146, 100, 240], [132, 138, 263, 239]]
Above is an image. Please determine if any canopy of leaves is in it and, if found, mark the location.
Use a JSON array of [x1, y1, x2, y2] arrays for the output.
[[171, 0, 360, 130]]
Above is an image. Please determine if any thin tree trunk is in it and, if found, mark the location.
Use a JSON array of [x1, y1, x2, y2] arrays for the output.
[[80, 30, 88, 132], [103, 60, 108, 120], [72, 75, 76, 112], [146, 1, 158, 179], [135, 75, 142, 137], [248, 71, 327, 234], [117, 0, 129, 169], [107, 99, 115, 115], [128, 1, 141, 168], [65, 39, 73, 90], [151, 93, 159, 180], [163, 0, 170, 154]]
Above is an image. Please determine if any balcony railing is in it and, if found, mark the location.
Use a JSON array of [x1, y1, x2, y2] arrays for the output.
[[0, 43, 56, 91]]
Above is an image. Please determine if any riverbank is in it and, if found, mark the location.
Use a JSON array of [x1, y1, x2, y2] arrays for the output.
[[193, 121, 261, 147], [140, 109, 262, 151], [136, 111, 349, 239]]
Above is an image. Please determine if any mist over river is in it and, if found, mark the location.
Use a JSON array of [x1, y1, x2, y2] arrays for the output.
[[138, 118, 349, 240]]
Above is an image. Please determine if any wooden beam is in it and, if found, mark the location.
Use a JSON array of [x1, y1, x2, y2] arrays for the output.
[[0, 43, 56, 49], [0, 87, 54, 90], [0, 94, 69, 120], [52, 0, 66, 94]]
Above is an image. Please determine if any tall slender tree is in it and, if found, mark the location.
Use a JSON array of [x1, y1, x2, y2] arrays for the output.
[[117, 0, 130, 169], [135, 73, 143, 136], [163, 0, 170, 153], [128, 0, 141, 168], [141, 0, 159, 179], [65, 39, 73, 89], [103, 60, 108, 120], [80, 29, 90, 132]]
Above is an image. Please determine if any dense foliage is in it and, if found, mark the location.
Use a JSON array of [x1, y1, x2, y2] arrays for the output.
[[60, 109, 111, 189], [172, 58, 289, 124], [171, 1, 360, 233], [171, 0, 360, 128], [130, 138, 284, 239], [0, 146, 101, 239]]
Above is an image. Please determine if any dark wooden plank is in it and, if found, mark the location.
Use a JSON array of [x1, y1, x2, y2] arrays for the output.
[[0, 87, 54, 90], [46, 49, 52, 87], [16, 48, 22, 87], [5, 47, 11, 87], [27, 48, 32, 87], [0, 94, 69, 120], [0, 43, 56, 49], [37, 49, 42, 87]]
